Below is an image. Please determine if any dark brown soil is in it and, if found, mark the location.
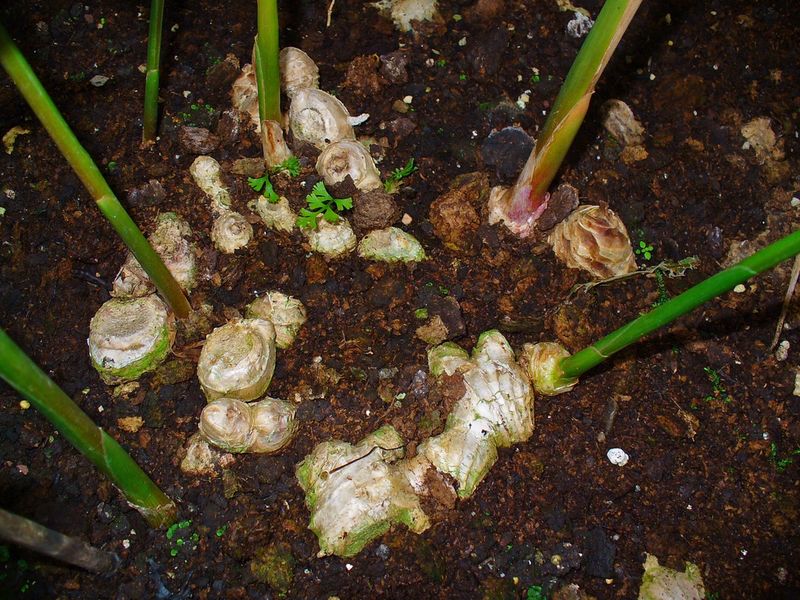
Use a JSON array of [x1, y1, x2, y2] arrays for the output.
[[1, 0, 799, 598]]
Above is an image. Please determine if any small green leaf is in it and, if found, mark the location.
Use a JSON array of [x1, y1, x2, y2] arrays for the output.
[[248, 175, 267, 192], [334, 197, 353, 211], [323, 207, 339, 223], [272, 156, 301, 177]]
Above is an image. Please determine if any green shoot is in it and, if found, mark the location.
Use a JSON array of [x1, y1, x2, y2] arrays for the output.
[[495, 0, 642, 236], [248, 173, 280, 203], [703, 367, 730, 404], [651, 268, 670, 308], [635, 240, 654, 261], [0, 23, 190, 318], [142, 0, 165, 143], [552, 228, 800, 387], [0, 327, 176, 527], [384, 158, 418, 193], [272, 155, 301, 177], [255, 0, 281, 124], [526, 586, 547, 600], [296, 181, 352, 230], [770, 443, 800, 473]]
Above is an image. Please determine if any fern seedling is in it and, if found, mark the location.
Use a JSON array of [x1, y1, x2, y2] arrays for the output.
[[271, 155, 301, 177], [296, 181, 353, 230], [248, 172, 280, 204], [383, 158, 418, 193]]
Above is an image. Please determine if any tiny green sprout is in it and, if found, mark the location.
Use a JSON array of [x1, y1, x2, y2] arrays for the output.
[[459, 73, 468, 81], [248, 173, 280, 204], [383, 158, 418, 193], [216, 525, 228, 537], [271, 156, 301, 177], [526, 584, 546, 600], [170, 548, 178, 557], [636, 240, 654, 261], [296, 181, 353, 230], [478, 101, 492, 111], [703, 367, 730, 403], [652, 269, 670, 307], [530, 73, 541, 83], [770, 443, 800, 472], [414, 308, 429, 319], [437, 285, 450, 296], [436, 58, 447, 67], [107, 161, 117, 172], [452, 14, 462, 22]]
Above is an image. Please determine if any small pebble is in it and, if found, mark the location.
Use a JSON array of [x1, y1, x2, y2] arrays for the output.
[[403, 96, 413, 104], [89, 75, 109, 87], [733, 284, 746, 293], [19, 400, 30, 410], [606, 448, 629, 466], [775, 340, 790, 362], [402, 213, 413, 225]]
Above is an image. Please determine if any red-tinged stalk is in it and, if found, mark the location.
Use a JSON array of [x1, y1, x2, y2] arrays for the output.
[[492, 0, 642, 237], [0, 23, 191, 318]]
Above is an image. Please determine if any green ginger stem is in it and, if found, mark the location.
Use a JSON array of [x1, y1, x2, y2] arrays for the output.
[[503, 0, 642, 234], [0, 327, 176, 527], [557, 229, 800, 383], [255, 0, 281, 123], [0, 22, 190, 318], [142, 0, 165, 143]]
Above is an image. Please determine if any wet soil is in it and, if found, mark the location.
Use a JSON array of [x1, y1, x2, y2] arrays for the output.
[[1, 0, 799, 598]]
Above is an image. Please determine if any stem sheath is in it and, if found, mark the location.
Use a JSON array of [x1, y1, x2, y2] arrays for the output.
[[558, 229, 800, 382], [0, 23, 190, 318], [255, 0, 281, 123], [0, 328, 176, 527], [506, 0, 642, 230], [142, 0, 165, 143]]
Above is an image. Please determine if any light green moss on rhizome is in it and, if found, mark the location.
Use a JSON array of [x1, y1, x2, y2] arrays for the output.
[[92, 323, 173, 383]]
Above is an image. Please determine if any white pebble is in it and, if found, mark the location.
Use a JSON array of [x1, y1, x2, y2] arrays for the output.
[[607, 448, 629, 466]]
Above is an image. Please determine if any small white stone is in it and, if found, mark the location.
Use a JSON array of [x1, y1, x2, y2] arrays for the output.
[[733, 284, 746, 293], [401, 213, 413, 225], [458, 37, 467, 47], [19, 400, 30, 410], [182, 90, 191, 98], [122, 539, 131, 549], [775, 340, 790, 362], [345, 563, 353, 571], [403, 96, 413, 104], [791, 196, 800, 208], [793, 372, 800, 397], [606, 448, 629, 466]]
